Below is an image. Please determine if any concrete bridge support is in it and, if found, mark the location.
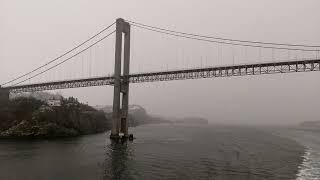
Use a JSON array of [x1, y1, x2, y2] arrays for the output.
[[110, 19, 131, 140]]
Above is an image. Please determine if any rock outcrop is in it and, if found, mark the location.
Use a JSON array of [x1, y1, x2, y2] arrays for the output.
[[0, 93, 171, 139], [0, 96, 110, 138]]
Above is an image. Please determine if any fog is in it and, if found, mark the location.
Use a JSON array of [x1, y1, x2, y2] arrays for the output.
[[1, 0, 320, 125]]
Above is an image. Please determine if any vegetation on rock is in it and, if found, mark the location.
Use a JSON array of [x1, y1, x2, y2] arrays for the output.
[[0, 92, 171, 139], [0, 96, 110, 138]]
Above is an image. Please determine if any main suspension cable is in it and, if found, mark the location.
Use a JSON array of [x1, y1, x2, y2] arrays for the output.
[[127, 20, 320, 49], [1, 22, 116, 86], [10, 30, 116, 87], [131, 23, 319, 52]]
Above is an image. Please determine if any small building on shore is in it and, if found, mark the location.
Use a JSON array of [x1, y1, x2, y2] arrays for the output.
[[47, 99, 61, 107]]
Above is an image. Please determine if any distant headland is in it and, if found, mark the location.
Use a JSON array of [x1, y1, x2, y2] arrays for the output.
[[296, 121, 320, 132]]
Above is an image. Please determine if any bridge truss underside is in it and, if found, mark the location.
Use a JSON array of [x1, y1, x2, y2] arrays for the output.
[[7, 59, 320, 93], [130, 59, 320, 83], [8, 77, 114, 93]]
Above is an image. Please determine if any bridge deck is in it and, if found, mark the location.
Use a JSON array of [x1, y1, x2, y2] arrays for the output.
[[6, 59, 320, 93]]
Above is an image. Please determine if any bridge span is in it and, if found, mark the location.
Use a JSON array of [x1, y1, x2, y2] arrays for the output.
[[1, 18, 320, 140], [5, 58, 320, 93]]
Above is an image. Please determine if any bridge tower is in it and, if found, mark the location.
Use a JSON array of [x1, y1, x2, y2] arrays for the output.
[[110, 18, 131, 140]]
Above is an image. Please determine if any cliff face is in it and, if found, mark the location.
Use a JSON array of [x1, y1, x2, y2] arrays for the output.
[[0, 97, 110, 138]]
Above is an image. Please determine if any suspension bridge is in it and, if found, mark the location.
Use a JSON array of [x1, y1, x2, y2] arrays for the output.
[[0, 18, 319, 139]]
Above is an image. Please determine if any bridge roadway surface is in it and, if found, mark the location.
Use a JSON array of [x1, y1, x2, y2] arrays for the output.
[[5, 58, 320, 93]]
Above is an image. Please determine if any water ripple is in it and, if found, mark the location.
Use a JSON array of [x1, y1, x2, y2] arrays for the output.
[[297, 146, 320, 180]]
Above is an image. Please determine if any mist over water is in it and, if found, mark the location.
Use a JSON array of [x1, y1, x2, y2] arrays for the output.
[[0, 1, 319, 180]]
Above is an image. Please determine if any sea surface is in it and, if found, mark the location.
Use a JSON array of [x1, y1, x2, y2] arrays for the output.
[[276, 128, 320, 180], [0, 124, 315, 180]]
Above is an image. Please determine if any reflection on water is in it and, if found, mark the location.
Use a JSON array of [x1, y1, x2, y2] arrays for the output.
[[100, 124, 304, 180], [104, 141, 133, 180]]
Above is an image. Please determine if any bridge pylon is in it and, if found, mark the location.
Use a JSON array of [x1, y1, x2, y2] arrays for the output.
[[110, 18, 131, 140]]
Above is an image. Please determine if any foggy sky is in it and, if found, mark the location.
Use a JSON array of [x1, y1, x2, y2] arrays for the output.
[[1, 0, 320, 125]]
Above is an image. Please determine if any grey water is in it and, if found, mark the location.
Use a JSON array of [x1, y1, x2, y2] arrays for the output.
[[0, 124, 313, 180], [276, 129, 320, 180]]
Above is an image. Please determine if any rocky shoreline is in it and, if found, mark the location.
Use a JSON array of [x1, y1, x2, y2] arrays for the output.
[[0, 95, 109, 139], [0, 93, 171, 139]]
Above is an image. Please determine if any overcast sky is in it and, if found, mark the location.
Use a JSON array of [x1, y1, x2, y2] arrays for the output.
[[1, 0, 320, 125]]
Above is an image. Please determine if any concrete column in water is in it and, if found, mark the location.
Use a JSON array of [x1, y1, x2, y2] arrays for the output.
[[110, 18, 124, 139], [120, 21, 130, 137]]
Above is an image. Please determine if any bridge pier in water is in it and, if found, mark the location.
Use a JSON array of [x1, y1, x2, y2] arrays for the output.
[[110, 18, 131, 140]]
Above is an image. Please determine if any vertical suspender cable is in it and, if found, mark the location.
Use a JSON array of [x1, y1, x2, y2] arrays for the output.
[[272, 48, 275, 62], [82, 54, 84, 78], [131, 26, 135, 74], [89, 48, 92, 77], [259, 48, 262, 63], [232, 45, 235, 65], [288, 50, 291, 61]]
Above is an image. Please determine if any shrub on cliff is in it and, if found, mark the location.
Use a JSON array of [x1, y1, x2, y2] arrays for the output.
[[0, 97, 43, 131]]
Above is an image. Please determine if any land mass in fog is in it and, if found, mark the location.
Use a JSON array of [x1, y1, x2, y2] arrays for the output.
[[0, 94, 107, 138], [173, 117, 209, 124], [293, 121, 320, 132], [0, 93, 172, 138]]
